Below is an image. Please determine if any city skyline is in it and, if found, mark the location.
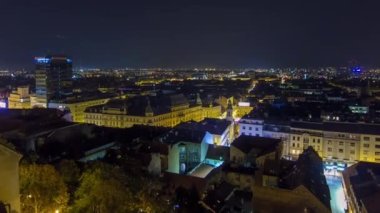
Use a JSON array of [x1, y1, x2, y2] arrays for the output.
[[2, 1, 380, 212], [1, 0, 380, 69]]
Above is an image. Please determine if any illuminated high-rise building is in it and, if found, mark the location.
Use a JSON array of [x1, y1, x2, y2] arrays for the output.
[[34, 55, 73, 107]]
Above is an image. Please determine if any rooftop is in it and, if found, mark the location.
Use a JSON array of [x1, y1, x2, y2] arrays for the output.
[[279, 147, 331, 210], [177, 118, 231, 135], [86, 93, 193, 116], [291, 121, 380, 135], [343, 162, 380, 213], [158, 128, 206, 145], [231, 135, 281, 156]]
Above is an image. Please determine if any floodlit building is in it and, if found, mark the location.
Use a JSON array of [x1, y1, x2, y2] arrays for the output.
[[176, 118, 234, 146], [0, 140, 22, 213], [165, 129, 210, 175], [238, 115, 380, 167], [7, 86, 31, 109], [34, 55, 73, 107], [48, 95, 111, 123], [84, 94, 222, 128]]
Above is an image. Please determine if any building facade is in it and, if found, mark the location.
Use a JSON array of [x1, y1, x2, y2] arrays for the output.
[[8, 86, 31, 109], [238, 116, 380, 166], [84, 94, 222, 128], [48, 97, 110, 123], [342, 162, 380, 213], [34, 56, 73, 107], [0, 140, 22, 213]]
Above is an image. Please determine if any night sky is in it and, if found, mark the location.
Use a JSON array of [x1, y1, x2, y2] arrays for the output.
[[1, 0, 380, 69]]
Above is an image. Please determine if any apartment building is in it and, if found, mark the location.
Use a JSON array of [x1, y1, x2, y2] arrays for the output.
[[238, 115, 380, 166]]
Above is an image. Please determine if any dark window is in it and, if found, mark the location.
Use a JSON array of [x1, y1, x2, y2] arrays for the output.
[[351, 143, 355, 147], [339, 149, 344, 153], [363, 144, 370, 148], [364, 136, 370, 141]]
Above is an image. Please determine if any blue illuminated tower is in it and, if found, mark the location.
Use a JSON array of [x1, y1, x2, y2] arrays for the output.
[[348, 60, 362, 77], [35, 55, 73, 107]]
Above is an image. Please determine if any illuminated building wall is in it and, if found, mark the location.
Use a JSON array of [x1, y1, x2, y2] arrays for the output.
[[234, 105, 254, 119], [238, 118, 380, 165], [85, 105, 207, 128], [202, 105, 222, 119], [167, 141, 209, 174], [0, 141, 22, 213], [34, 56, 73, 107], [48, 97, 110, 123], [289, 128, 324, 159], [84, 95, 222, 128], [8, 86, 31, 109]]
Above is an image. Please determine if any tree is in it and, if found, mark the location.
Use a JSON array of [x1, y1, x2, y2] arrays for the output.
[[132, 177, 171, 213], [57, 159, 81, 204], [57, 159, 80, 187], [71, 162, 133, 213], [173, 186, 203, 213], [72, 162, 171, 213], [20, 163, 69, 213]]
